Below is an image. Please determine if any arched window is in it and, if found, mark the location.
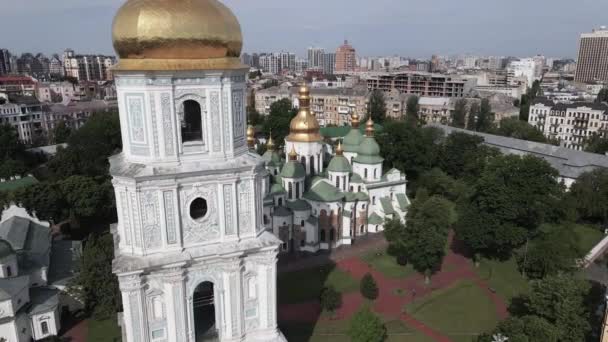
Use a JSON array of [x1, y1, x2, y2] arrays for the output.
[[263, 215, 269, 224], [274, 169, 278, 176], [278, 198, 283, 206], [300, 239, 305, 247], [320, 230, 326, 242], [288, 182, 293, 199], [301, 220, 305, 227], [360, 225, 365, 234], [374, 169, 377, 178], [330, 229, 335, 241], [6, 266, 12, 277], [364, 168, 368, 178], [310, 155, 315, 175], [296, 182, 300, 198], [300, 156, 306, 171], [182, 100, 202, 142], [336, 176, 340, 188]]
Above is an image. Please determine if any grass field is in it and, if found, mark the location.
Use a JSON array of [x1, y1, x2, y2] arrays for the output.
[[362, 250, 416, 279], [280, 317, 435, 342], [405, 280, 500, 341], [572, 224, 605, 254], [475, 256, 529, 302], [278, 264, 358, 304], [87, 318, 122, 342]]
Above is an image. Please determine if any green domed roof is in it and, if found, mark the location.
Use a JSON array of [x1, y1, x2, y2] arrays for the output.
[[262, 150, 282, 167], [343, 129, 364, 153], [327, 155, 352, 173], [353, 137, 384, 165], [0, 240, 15, 258], [280, 161, 306, 179]]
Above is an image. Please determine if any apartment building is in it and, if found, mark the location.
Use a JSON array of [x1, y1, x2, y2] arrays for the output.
[[335, 40, 356, 74], [63, 49, 115, 81], [0, 76, 37, 97], [366, 72, 471, 98], [254, 85, 369, 126], [528, 98, 608, 150], [575, 27, 608, 83]]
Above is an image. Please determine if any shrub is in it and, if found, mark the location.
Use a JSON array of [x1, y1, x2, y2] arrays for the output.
[[320, 286, 342, 314], [360, 273, 379, 300]]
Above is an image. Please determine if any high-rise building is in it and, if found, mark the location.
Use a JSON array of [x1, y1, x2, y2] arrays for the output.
[[295, 58, 308, 74], [109, 0, 286, 341], [278, 52, 296, 72], [335, 40, 356, 73], [322, 52, 336, 75], [575, 27, 608, 83], [0, 49, 11, 75], [62, 49, 116, 81], [240, 52, 252, 66], [307, 47, 325, 69], [259, 53, 280, 74]]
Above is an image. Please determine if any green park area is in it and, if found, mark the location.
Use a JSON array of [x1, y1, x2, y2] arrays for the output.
[[362, 250, 416, 279], [278, 264, 358, 304], [87, 318, 122, 342]]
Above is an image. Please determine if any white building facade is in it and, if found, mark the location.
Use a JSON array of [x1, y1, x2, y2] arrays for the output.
[[109, 0, 285, 341]]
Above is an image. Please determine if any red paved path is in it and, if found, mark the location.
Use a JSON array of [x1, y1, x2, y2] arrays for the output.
[[279, 232, 508, 342], [61, 319, 88, 342]]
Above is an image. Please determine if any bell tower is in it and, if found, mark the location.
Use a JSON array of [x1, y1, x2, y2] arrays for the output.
[[109, 0, 286, 341]]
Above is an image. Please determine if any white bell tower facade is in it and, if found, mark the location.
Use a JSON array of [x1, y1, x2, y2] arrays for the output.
[[109, 1, 286, 341]]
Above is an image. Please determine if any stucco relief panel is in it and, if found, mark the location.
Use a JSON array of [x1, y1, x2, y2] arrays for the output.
[[181, 184, 220, 244]]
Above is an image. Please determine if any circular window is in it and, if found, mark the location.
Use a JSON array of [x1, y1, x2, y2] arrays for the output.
[[190, 198, 208, 220]]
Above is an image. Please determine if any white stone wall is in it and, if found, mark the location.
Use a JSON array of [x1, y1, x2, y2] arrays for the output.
[[352, 162, 382, 182], [0, 254, 18, 278], [30, 308, 60, 340], [284, 141, 324, 175]]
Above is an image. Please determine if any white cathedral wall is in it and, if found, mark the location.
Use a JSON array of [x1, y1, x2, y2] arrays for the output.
[[284, 141, 324, 175], [352, 162, 382, 182], [115, 71, 248, 165], [30, 307, 60, 340]]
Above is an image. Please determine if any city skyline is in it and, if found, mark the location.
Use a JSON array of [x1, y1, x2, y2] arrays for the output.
[[2, 0, 608, 58]]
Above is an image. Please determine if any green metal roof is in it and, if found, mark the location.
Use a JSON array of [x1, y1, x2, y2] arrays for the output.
[[320, 124, 384, 138], [274, 206, 292, 217], [327, 155, 352, 173], [380, 197, 395, 214], [303, 181, 345, 202], [358, 136, 381, 156], [0, 176, 38, 192], [280, 161, 306, 179], [343, 129, 364, 152], [396, 193, 409, 211], [350, 173, 363, 183], [262, 150, 282, 167], [286, 199, 312, 211], [344, 192, 370, 202], [353, 154, 384, 165], [368, 212, 384, 225], [270, 183, 286, 195]]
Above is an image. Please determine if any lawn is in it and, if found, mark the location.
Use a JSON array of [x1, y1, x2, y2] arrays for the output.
[[475, 256, 529, 302], [280, 317, 434, 342], [405, 280, 500, 341], [278, 264, 358, 304], [0, 176, 37, 192], [87, 318, 122, 342], [572, 224, 605, 254], [362, 250, 417, 279]]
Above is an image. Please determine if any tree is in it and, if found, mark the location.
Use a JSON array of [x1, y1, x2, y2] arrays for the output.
[[320, 286, 342, 315], [519, 80, 542, 122], [584, 134, 608, 155], [595, 88, 608, 103], [438, 132, 499, 182], [517, 224, 585, 279], [451, 99, 468, 128], [467, 101, 479, 130], [417, 168, 467, 201], [71, 233, 121, 319], [367, 90, 386, 123], [348, 308, 387, 342], [456, 155, 564, 258], [405, 95, 420, 126], [0, 124, 25, 160], [12, 182, 68, 224], [524, 274, 590, 341], [360, 273, 379, 300], [59, 176, 113, 220], [478, 316, 558, 342], [492, 117, 547, 143], [247, 108, 265, 126], [568, 168, 608, 224], [52, 120, 72, 144], [0, 158, 27, 179], [377, 121, 443, 181], [476, 98, 494, 132], [261, 98, 297, 148]]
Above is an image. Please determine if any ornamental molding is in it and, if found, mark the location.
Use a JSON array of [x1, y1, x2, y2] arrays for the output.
[[180, 184, 220, 244]]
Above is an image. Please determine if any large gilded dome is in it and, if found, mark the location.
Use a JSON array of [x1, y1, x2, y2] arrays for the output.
[[286, 84, 322, 143], [112, 0, 243, 70]]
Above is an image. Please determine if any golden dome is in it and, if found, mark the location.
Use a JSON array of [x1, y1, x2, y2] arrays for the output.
[[336, 141, 344, 156], [266, 134, 276, 151], [112, 0, 244, 71], [365, 118, 375, 137], [246, 124, 255, 148], [288, 145, 298, 161], [351, 112, 360, 128], [286, 83, 322, 143]]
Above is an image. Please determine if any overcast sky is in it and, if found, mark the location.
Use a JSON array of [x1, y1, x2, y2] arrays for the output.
[[2, 0, 607, 58]]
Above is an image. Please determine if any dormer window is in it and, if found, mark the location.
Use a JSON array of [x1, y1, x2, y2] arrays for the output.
[[182, 100, 202, 142]]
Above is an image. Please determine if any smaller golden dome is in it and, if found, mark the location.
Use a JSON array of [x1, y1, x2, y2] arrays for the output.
[[246, 124, 255, 148], [288, 145, 298, 161], [336, 141, 344, 156], [351, 113, 360, 128], [286, 83, 322, 143], [266, 134, 276, 151], [365, 118, 375, 137]]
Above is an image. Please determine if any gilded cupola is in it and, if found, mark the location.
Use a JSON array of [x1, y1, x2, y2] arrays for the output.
[[285, 84, 322, 143], [112, 0, 245, 71]]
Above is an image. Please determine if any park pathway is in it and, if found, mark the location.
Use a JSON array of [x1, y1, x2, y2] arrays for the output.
[[279, 232, 508, 341]]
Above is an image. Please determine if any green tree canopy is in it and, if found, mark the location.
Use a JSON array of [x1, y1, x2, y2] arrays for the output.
[[567, 168, 608, 224], [476, 98, 494, 132], [584, 133, 608, 155], [320, 286, 342, 314], [491, 117, 547, 143], [12, 182, 68, 223], [360, 273, 379, 300], [367, 90, 386, 123], [262, 98, 297, 148], [438, 132, 499, 182], [405, 95, 420, 126], [595, 88, 608, 103], [348, 308, 387, 342], [456, 154, 564, 257], [52, 120, 72, 144], [417, 167, 468, 202], [0, 124, 25, 160], [478, 316, 558, 342], [467, 101, 479, 130], [451, 99, 468, 128]]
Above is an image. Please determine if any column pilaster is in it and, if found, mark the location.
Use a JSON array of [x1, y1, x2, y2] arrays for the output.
[[163, 264, 187, 342], [119, 271, 147, 342]]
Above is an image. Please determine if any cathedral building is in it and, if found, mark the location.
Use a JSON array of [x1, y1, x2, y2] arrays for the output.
[[109, 0, 285, 341], [254, 85, 410, 253]]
